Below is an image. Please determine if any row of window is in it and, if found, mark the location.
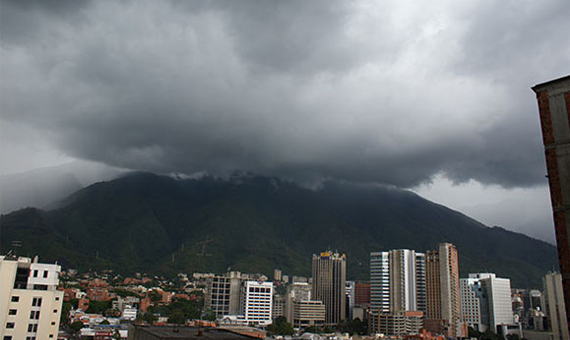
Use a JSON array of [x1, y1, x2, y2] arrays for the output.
[[32, 270, 49, 278], [10, 296, 59, 303]]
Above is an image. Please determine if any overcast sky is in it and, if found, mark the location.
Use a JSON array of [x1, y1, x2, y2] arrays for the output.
[[2, 0, 569, 243]]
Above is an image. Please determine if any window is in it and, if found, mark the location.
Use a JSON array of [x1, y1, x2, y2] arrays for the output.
[[51, 321, 56, 325], [4, 336, 13, 340], [55, 297, 60, 301], [43, 271, 48, 278], [32, 298, 42, 307], [26, 337, 36, 340], [33, 270, 39, 277], [6, 322, 15, 329], [49, 335, 54, 338], [28, 323, 38, 332], [29, 311, 40, 320], [53, 309, 58, 313], [8, 309, 17, 315], [11, 296, 19, 302]]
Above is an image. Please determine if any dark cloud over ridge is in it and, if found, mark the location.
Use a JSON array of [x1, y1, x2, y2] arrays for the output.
[[2, 0, 569, 188]]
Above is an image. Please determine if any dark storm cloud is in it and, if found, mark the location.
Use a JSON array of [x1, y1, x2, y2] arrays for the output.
[[2, 0, 569, 188]]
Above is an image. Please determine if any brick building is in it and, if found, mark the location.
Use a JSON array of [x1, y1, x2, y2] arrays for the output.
[[533, 75, 570, 336]]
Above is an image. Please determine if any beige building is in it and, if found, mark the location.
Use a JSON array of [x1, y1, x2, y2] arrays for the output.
[[312, 251, 346, 325], [543, 272, 569, 340], [1, 255, 63, 340], [205, 271, 243, 317], [378, 311, 423, 337], [292, 300, 326, 328], [425, 243, 465, 338]]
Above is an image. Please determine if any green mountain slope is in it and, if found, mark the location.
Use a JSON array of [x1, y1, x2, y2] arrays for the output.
[[0, 172, 557, 288]]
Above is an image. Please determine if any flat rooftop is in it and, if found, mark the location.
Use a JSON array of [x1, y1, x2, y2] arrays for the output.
[[132, 326, 258, 340]]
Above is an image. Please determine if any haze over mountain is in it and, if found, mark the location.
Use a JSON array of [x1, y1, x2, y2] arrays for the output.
[[0, 172, 557, 288], [0, 160, 124, 214]]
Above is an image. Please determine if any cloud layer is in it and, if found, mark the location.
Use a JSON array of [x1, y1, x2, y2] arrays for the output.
[[2, 0, 569, 188]]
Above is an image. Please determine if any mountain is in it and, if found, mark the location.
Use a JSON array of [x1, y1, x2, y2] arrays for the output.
[[0, 161, 124, 214], [0, 172, 557, 288]]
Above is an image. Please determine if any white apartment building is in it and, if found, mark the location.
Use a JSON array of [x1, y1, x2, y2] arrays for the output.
[[292, 300, 326, 328], [460, 273, 514, 333], [1, 255, 64, 340], [240, 281, 273, 326]]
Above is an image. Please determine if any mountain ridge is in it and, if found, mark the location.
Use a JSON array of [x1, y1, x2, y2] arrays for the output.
[[0, 172, 557, 288]]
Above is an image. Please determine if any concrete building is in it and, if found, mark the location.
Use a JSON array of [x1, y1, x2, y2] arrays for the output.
[[272, 294, 285, 320], [460, 276, 484, 331], [0, 255, 64, 340], [292, 300, 326, 328], [240, 280, 273, 326], [425, 243, 465, 338], [285, 282, 313, 323], [533, 75, 570, 336], [312, 251, 346, 325], [205, 271, 243, 318], [461, 273, 514, 333], [369, 249, 426, 334], [543, 272, 569, 340], [378, 311, 424, 337]]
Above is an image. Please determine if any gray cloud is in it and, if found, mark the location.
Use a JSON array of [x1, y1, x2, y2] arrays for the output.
[[2, 0, 569, 188]]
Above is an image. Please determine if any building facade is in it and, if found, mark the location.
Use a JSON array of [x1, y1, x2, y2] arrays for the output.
[[240, 281, 273, 326], [292, 300, 326, 328], [533, 75, 570, 335], [425, 243, 464, 338], [369, 249, 426, 334], [0, 255, 64, 340], [543, 272, 569, 340], [312, 251, 346, 325], [205, 271, 243, 317]]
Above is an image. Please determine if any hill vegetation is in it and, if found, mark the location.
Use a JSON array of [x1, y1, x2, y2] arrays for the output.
[[0, 172, 557, 288]]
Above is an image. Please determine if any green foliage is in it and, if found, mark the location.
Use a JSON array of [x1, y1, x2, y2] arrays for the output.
[[202, 309, 216, 321], [100, 319, 110, 325], [481, 329, 504, 340], [169, 309, 186, 324], [137, 312, 158, 324], [61, 301, 73, 325], [266, 316, 294, 336], [70, 320, 85, 333], [338, 318, 367, 335], [148, 290, 162, 302], [506, 334, 520, 340], [85, 300, 113, 314], [0, 173, 558, 287]]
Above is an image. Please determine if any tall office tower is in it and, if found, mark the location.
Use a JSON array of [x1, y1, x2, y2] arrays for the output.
[[533, 75, 570, 335], [425, 243, 464, 338], [312, 251, 346, 325], [369, 249, 426, 334], [240, 280, 273, 326], [543, 272, 569, 340], [461, 273, 514, 333], [205, 271, 243, 317], [0, 255, 64, 340]]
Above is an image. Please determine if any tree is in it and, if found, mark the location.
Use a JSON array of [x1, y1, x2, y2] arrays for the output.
[[202, 309, 216, 321], [148, 290, 162, 302], [169, 309, 186, 324], [70, 320, 84, 333], [266, 316, 294, 336]]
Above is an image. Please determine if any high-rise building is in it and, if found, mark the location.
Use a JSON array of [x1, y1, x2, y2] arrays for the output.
[[240, 280, 273, 326], [205, 271, 243, 317], [0, 255, 64, 340], [354, 282, 370, 307], [533, 75, 570, 335], [460, 273, 514, 333], [425, 243, 465, 338], [312, 251, 346, 325], [369, 249, 425, 334], [285, 282, 313, 323], [543, 272, 569, 340]]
